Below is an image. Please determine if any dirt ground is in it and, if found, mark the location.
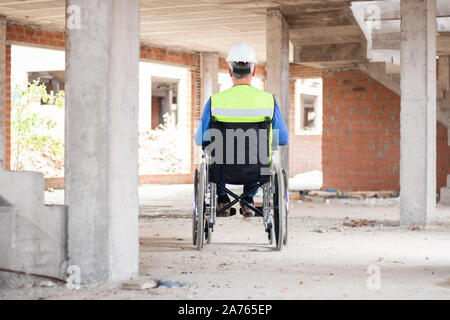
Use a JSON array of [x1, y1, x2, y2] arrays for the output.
[[1, 184, 450, 300]]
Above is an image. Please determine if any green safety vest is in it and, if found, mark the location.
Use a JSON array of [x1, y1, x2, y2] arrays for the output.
[[210, 85, 275, 123], [210, 84, 275, 157]]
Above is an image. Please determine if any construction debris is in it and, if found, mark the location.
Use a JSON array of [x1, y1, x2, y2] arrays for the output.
[[121, 278, 159, 290], [159, 281, 182, 288], [290, 190, 400, 205], [308, 190, 399, 199], [40, 281, 56, 288], [289, 170, 323, 191], [343, 219, 376, 227]]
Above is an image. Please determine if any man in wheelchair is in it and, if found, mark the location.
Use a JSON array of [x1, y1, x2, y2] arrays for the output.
[[194, 42, 289, 218]]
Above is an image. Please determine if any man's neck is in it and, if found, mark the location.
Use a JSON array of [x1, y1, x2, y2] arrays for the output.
[[232, 77, 252, 86]]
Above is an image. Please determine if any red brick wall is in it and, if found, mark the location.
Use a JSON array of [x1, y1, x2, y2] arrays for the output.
[[5, 25, 200, 67], [322, 70, 400, 191], [6, 25, 65, 48], [322, 69, 450, 193], [288, 63, 323, 177], [141, 45, 197, 67], [45, 174, 194, 190], [139, 174, 193, 185], [289, 133, 322, 176]]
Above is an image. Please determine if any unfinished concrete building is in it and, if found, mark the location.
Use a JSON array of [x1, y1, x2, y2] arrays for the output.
[[0, 0, 449, 289]]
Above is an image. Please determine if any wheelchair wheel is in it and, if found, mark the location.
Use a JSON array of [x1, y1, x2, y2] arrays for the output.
[[192, 169, 199, 246], [282, 169, 289, 246], [192, 169, 198, 246], [273, 165, 285, 251], [193, 164, 206, 250]]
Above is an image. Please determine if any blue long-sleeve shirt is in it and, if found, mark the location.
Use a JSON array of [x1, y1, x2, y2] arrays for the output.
[[194, 97, 289, 146]]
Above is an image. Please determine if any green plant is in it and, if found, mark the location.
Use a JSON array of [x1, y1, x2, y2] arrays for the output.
[[11, 79, 65, 174]]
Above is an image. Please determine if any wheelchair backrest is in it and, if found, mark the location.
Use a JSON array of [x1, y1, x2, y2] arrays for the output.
[[205, 117, 272, 185]]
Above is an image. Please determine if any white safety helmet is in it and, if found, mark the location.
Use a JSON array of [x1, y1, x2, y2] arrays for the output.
[[226, 42, 257, 63]]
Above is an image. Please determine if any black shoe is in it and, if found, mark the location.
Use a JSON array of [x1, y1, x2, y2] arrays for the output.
[[240, 197, 255, 218], [217, 202, 231, 217], [217, 195, 231, 217]]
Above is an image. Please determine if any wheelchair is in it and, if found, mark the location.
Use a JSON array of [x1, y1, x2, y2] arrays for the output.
[[193, 117, 289, 251]]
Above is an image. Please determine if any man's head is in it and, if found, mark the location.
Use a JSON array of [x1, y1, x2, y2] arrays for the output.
[[226, 42, 257, 85]]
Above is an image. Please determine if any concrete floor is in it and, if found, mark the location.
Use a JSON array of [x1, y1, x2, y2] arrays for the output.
[[1, 184, 450, 299]]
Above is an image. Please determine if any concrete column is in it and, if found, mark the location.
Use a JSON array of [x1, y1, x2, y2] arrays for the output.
[[400, 0, 437, 226], [0, 16, 6, 169], [65, 0, 140, 281], [201, 52, 219, 109], [266, 9, 290, 173]]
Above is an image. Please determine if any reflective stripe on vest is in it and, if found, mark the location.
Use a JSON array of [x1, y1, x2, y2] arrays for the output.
[[211, 108, 273, 118], [210, 85, 274, 123]]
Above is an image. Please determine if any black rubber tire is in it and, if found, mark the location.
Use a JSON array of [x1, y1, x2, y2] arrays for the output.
[[192, 169, 199, 246], [282, 169, 289, 246], [195, 164, 206, 250], [273, 174, 281, 250], [273, 166, 285, 251]]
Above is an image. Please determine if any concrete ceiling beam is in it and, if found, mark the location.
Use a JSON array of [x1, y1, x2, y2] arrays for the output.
[[289, 25, 364, 46], [293, 42, 367, 65], [371, 30, 450, 55]]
